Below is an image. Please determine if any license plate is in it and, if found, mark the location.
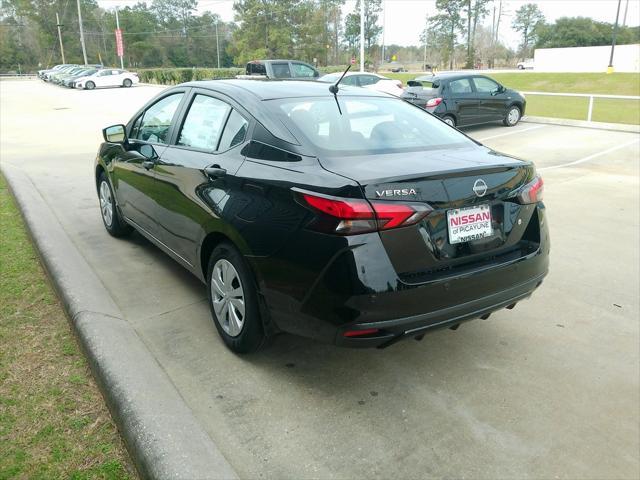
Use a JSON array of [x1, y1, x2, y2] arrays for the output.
[[447, 204, 493, 245]]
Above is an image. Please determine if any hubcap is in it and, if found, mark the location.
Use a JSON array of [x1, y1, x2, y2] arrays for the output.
[[99, 181, 113, 227], [444, 117, 455, 126], [508, 108, 520, 124], [211, 259, 245, 337]]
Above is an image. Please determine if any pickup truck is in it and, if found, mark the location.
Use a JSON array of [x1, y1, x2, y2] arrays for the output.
[[239, 60, 320, 80]]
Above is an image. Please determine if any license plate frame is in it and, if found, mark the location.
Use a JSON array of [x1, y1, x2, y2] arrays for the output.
[[447, 204, 493, 245]]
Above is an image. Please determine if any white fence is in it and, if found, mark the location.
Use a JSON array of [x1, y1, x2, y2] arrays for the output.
[[521, 91, 640, 122]]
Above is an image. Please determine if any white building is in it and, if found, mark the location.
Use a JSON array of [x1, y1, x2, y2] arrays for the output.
[[533, 44, 640, 72]]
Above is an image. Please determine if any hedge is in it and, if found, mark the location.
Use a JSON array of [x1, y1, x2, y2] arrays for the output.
[[137, 65, 349, 85], [138, 68, 244, 85]]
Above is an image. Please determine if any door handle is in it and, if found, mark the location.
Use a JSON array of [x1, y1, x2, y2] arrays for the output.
[[142, 160, 155, 170], [204, 165, 227, 178]]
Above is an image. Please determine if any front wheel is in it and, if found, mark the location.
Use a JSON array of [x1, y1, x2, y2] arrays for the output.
[[85, 81, 95, 90], [207, 243, 268, 354], [503, 105, 521, 127], [98, 173, 132, 237]]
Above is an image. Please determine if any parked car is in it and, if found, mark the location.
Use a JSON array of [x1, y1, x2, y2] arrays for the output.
[[53, 66, 95, 85], [243, 60, 320, 79], [390, 66, 408, 73], [75, 69, 139, 90], [38, 64, 73, 79], [318, 72, 405, 96], [517, 59, 534, 70], [402, 73, 526, 127], [43, 64, 78, 81], [95, 80, 548, 353], [63, 67, 100, 88]]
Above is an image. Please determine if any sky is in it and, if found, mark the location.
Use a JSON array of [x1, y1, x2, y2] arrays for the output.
[[96, 0, 640, 48]]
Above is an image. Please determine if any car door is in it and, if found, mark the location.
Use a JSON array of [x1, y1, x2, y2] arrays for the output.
[[153, 90, 251, 268], [109, 69, 124, 86], [445, 77, 479, 126], [290, 62, 318, 79], [472, 76, 507, 122], [112, 91, 187, 235]]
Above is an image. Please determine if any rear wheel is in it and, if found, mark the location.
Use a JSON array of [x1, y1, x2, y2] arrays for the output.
[[98, 173, 132, 237], [206, 243, 268, 354], [85, 81, 95, 90], [442, 115, 456, 127], [123, 78, 132, 88], [503, 105, 521, 127]]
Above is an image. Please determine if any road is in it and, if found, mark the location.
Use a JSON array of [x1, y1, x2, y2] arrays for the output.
[[2, 79, 639, 479]]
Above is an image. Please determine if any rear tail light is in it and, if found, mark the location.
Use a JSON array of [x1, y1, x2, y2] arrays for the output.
[[298, 191, 432, 235], [517, 175, 544, 204], [343, 328, 380, 337], [426, 97, 442, 108]]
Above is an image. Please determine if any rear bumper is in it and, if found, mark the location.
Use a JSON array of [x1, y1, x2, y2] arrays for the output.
[[253, 204, 549, 348]]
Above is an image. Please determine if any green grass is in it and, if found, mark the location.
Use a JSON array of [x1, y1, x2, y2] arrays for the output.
[[386, 72, 640, 124], [0, 175, 137, 480]]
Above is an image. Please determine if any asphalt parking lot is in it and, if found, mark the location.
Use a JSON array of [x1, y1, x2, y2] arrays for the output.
[[2, 79, 639, 479]]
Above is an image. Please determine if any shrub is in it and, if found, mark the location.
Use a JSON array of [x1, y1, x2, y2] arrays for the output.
[[138, 68, 244, 85]]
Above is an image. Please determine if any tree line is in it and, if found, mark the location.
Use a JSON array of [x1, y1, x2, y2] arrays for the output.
[[1, 0, 638, 72]]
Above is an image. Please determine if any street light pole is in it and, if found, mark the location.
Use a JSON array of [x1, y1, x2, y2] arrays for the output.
[[607, 0, 622, 74], [359, 0, 365, 72], [76, 0, 88, 65], [56, 12, 66, 64]]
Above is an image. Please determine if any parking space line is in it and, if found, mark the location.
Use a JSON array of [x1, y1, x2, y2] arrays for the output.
[[539, 138, 640, 171], [477, 124, 546, 142]]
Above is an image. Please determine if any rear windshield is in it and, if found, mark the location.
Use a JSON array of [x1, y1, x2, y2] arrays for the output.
[[267, 96, 472, 156]]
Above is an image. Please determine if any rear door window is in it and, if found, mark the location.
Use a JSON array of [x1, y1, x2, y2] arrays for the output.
[[358, 75, 379, 86], [131, 93, 184, 144], [448, 78, 473, 94], [248, 62, 266, 75], [178, 94, 231, 151], [271, 62, 292, 78], [218, 110, 249, 151]]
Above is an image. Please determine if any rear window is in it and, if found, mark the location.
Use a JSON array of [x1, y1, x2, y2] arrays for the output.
[[269, 96, 472, 156], [247, 62, 266, 75]]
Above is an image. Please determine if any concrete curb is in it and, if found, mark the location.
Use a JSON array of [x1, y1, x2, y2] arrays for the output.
[[2, 163, 238, 480], [522, 115, 640, 133]]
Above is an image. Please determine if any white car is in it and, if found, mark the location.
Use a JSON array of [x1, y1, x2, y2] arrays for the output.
[[75, 69, 139, 90], [517, 59, 534, 70], [318, 72, 405, 97]]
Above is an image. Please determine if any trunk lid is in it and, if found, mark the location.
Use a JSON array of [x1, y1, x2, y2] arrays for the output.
[[318, 146, 540, 283]]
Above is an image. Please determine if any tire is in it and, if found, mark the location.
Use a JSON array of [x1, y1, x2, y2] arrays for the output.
[[206, 242, 267, 354], [85, 81, 95, 90], [503, 105, 521, 127], [518, 65, 525, 70], [123, 78, 132, 88], [98, 173, 132, 237], [442, 115, 456, 127]]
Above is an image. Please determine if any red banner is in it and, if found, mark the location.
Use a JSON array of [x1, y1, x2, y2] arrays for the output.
[[115, 28, 124, 57]]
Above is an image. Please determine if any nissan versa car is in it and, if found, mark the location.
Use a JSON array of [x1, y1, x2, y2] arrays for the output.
[[95, 80, 548, 353]]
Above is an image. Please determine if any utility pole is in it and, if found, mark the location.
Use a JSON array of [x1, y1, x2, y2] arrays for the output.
[[115, 8, 124, 69], [381, 1, 385, 66], [359, 0, 365, 72], [215, 19, 220, 68], [56, 13, 66, 64], [76, 0, 88, 65], [622, 0, 629, 27], [608, 0, 622, 74]]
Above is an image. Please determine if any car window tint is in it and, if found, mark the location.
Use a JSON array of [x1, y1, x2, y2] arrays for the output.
[[218, 110, 249, 150], [291, 63, 316, 78], [448, 78, 472, 94], [134, 93, 184, 144], [342, 76, 358, 86], [359, 75, 379, 86], [271, 62, 291, 78], [274, 97, 472, 155], [473, 77, 500, 93], [178, 95, 230, 151], [249, 63, 266, 75]]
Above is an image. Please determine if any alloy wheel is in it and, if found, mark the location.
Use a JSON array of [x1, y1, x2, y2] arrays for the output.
[[443, 116, 455, 127], [508, 107, 520, 125], [211, 259, 246, 337], [99, 181, 113, 227]]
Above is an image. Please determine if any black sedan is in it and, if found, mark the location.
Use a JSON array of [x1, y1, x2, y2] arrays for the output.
[[95, 80, 548, 353], [403, 73, 526, 128]]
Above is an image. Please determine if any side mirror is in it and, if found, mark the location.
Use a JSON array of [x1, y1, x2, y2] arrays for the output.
[[314, 70, 320, 78], [103, 124, 126, 144]]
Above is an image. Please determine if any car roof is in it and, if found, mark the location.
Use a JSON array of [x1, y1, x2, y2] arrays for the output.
[[414, 72, 492, 82], [181, 79, 390, 100]]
